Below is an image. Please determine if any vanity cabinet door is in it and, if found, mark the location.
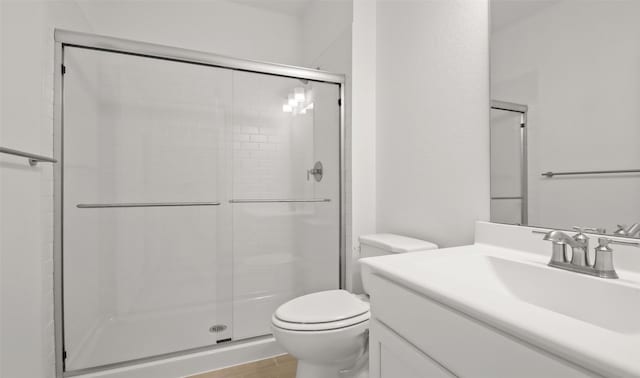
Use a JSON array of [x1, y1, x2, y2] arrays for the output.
[[368, 274, 599, 378], [370, 319, 455, 378]]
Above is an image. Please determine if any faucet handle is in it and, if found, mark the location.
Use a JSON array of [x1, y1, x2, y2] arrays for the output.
[[597, 237, 640, 249], [614, 223, 640, 237], [571, 226, 592, 244], [594, 238, 640, 279], [627, 223, 640, 237], [572, 226, 606, 234], [614, 225, 628, 236]]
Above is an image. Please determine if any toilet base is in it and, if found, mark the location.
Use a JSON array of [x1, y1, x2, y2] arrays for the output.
[[296, 360, 368, 378]]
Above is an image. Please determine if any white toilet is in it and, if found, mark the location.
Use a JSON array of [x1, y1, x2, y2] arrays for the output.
[[271, 234, 438, 378]]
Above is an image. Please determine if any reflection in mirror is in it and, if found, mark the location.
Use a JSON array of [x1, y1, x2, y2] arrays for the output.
[[490, 101, 527, 226], [490, 0, 640, 238]]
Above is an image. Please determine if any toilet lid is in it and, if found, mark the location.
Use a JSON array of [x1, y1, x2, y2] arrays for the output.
[[274, 290, 369, 324], [359, 233, 438, 253], [272, 311, 370, 331]]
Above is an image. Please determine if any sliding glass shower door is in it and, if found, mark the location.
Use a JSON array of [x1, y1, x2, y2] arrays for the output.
[[231, 72, 340, 339], [62, 47, 234, 370], [61, 45, 340, 372]]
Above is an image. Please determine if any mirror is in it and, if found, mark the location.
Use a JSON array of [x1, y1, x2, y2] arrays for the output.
[[490, 0, 640, 238]]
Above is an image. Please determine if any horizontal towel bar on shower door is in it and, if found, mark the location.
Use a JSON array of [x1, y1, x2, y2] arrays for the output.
[[0, 146, 57, 166], [541, 169, 640, 178], [229, 198, 331, 204], [76, 201, 221, 208]]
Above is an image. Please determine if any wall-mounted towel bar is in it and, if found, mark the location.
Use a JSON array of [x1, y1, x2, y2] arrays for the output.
[[542, 169, 640, 178], [76, 202, 221, 208], [230, 198, 331, 204], [0, 146, 57, 166]]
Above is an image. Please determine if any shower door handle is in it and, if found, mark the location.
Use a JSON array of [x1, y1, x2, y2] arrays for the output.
[[307, 161, 323, 182]]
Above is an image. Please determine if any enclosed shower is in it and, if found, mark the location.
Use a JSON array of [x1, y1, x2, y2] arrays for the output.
[[490, 100, 528, 225], [54, 31, 344, 375]]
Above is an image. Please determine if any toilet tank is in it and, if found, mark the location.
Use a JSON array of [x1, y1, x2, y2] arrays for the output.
[[358, 234, 438, 294], [359, 233, 438, 258]]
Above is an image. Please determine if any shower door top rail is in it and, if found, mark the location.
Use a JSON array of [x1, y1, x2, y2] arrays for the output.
[[76, 201, 221, 209], [54, 29, 345, 85], [229, 198, 331, 204], [491, 100, 528, 114]]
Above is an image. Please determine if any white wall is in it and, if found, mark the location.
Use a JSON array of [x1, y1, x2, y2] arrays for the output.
[[491, 0, 640, 232], [375, 0, 490, 248], [73, 0, 303, 67], [301, 0, 353, 69], [350, 0, 377, 292], [1, 2, 91, 377]]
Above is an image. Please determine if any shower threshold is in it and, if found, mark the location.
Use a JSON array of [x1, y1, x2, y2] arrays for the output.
[[65, 334, 282, 378]]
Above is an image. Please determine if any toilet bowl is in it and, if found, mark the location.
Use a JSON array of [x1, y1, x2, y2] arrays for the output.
[[272, 234, 438, 378], [271, 290, 369, 378]]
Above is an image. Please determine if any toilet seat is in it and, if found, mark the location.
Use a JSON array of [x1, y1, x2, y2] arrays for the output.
[[272, 290, 370, 331], [272, 312, 369, 331]]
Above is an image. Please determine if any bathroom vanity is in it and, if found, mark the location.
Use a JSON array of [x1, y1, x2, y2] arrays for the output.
[[361, 222, 640, 378]]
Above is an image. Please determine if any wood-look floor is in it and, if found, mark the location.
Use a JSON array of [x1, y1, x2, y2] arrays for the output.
[[190, 354, 297, 378]]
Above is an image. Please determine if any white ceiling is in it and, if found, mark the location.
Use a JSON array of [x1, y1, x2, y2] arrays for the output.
[[230, 0, 315, 17]]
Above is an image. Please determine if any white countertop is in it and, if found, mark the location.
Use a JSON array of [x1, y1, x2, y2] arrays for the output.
[[361, 240, 640, 377]]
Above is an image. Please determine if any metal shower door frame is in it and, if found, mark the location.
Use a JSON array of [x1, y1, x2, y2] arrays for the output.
[[53, 29, 347, 377], [490, 100, 529, 226]]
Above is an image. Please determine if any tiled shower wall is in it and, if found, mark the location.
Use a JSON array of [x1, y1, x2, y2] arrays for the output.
[[233, 125, 292, 198]]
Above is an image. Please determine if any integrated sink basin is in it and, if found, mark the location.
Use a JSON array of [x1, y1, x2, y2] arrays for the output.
[[401, 253, 640, 333], [486, 256, 640, 334]]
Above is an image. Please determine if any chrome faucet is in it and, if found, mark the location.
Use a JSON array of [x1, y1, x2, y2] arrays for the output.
[[543, 229, 589, 266], [535, 228, 640, 279]]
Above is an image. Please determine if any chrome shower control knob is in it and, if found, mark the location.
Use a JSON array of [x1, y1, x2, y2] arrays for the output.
[[306, 161, 323, 182]]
